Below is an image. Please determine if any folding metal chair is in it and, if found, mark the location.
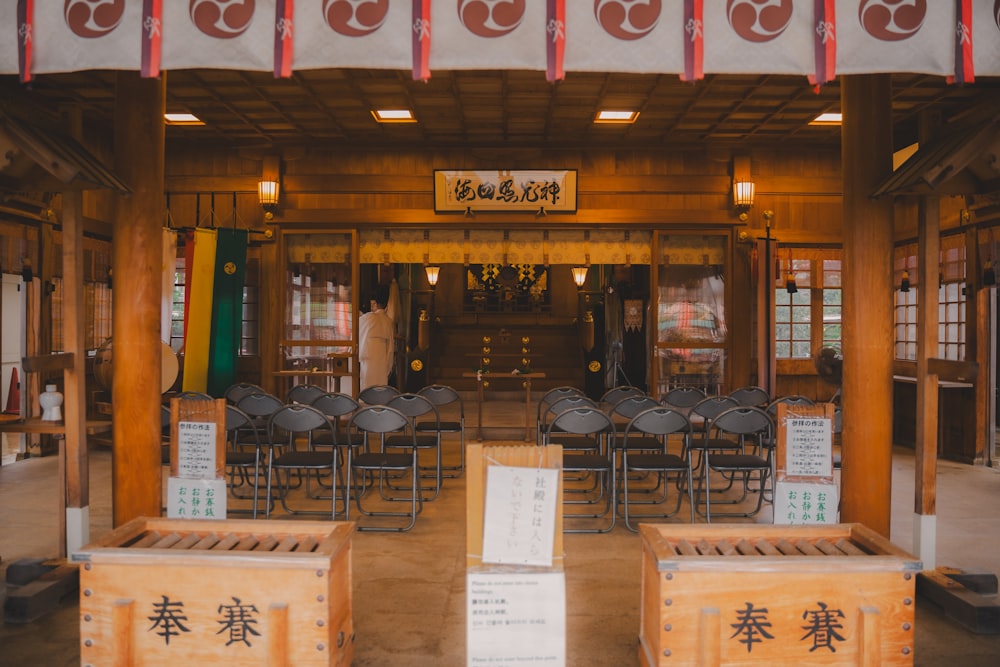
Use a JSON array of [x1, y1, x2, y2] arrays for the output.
[[621, 406, 695, 529]]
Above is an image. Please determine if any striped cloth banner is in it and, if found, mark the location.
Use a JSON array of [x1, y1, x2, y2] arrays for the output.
[[17, 0, 32, 83], [546, 0, 565, 82], [182, 228, 217, 393], [207, 229, 248, 397], [182, 228, 248, 396], [141, 0, 162, 78], [412, 0, 431, 81], [274, 0, 294, 78], [681, 0, 703, 82], [949, 0, 975, 84], [810, 0, 837, 87]]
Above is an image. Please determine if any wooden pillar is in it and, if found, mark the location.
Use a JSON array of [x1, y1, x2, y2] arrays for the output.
[[839, 75, 894, 536], [914, 196, 939, 567], [112, 73, 165, 525]]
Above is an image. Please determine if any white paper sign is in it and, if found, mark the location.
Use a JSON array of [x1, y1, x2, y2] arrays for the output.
[[773, 481, 838, 525], [482, 465, 559, 567], [177, 421, 218, 480], [785, 417, 832, 477], [467, 571, 565, 667], [166, 477, 227, 520]]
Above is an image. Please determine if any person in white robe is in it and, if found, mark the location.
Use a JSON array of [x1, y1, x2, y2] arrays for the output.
[[358, 285, 395, 391]]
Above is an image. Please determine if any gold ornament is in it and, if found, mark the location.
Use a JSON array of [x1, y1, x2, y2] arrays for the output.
[[410, 359, 424, 372], [588, 360, 602, 372]]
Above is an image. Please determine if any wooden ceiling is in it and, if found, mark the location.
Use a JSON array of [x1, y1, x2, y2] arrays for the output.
[[1, 69, 998, 152]]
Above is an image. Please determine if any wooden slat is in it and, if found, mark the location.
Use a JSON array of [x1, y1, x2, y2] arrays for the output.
[[836, 538, 867, 556], [275, 535, 299, 552], [715, 539, 737, 556], [794, 539, 824, 556], [131, 531, 164, 549], [676, 539, 698, 556], [814, 538, 847, 556], [150, 532, 182, 549], [774, 539, 801, 556], [754, 539, 780, 556], [192, 534, 219, 550], [695, 539, 716, 555], [213, 533, 240, 551], [172, 533, 202, 550], [233, 535, 260, 551], [21, 352, 74, 373], [735, 539, 757, 556], [297, 535, 318, 553], [256, 535, 279, 551]]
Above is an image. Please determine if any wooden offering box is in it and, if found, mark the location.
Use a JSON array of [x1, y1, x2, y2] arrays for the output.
[[639, 523, 921, 666], [73, 517, 354, 666]]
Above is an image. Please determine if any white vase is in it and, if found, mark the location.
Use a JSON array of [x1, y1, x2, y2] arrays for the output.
[[39, 384, 63, 422]]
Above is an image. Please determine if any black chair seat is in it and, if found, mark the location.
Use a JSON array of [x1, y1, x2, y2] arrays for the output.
[[271, 450, 335, 469], [564, 453, 611, 471], [707, 453, 769, 471], [352, 452, 415, 470], [627, 453, 687, 470], [385, 433, 438, 448]]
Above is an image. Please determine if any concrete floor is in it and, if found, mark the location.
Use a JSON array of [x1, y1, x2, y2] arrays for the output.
[[2, 399, 1000, 665]]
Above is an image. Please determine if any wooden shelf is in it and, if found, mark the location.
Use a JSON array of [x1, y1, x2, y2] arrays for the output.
[[0, 417, 111, 435]]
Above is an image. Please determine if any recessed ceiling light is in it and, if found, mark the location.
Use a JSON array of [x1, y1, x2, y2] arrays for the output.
[[810, 112, 842, 125], [372, 109, 416, 123], [164, 112, 204, 125], [595, 110, 639, 124]]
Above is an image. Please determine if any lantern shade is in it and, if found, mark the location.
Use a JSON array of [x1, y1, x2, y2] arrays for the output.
[[733, 179, 755, 208], [424, 265, 440, 287], [258, 180, 280, 206], [571, 266, 589, 288]]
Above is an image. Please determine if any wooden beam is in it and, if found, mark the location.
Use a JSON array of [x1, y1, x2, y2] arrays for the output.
[[21, 353, 75, 373], [112, 72, 165, 526], [839, 75, 895, 537], [915, 197, 940, 517]]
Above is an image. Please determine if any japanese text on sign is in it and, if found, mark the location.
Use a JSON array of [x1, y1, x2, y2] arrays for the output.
[[177, 421, 218, 479], [435, 170, 577, 212], [785, 417, 832, 477], [482, 465, 558, 567]]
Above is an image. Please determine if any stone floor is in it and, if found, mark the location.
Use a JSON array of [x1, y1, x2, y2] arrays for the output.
[[1, 399, 1000, 665]]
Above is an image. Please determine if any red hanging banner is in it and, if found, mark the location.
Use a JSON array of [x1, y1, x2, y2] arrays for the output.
[[141, 0, 162, 78], [681, 0, 703, 82], [546, 0, 565, 83], [412, 0, 431, 81], [809, 0, 836, 87], [17, 0, 32, 84], [948, 0, 974, 84], [274, 0, 294, 78]]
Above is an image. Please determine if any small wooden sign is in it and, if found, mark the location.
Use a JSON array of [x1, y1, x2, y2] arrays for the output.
[[434, 169, 577, 213]]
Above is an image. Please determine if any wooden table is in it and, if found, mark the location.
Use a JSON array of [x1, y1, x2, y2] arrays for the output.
[[0, 416, 112, 435], [462, 372, 545, 442]]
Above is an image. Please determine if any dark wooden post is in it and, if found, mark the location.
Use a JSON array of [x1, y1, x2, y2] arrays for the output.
[[112, 73, 165, 525], [839, 75, 895, 536]]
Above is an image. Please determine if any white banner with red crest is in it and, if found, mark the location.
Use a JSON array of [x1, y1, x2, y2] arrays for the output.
[[2, 0, 999, 81], [26, 0, 144, 74], [293, 0, 411, 70], [427, 0, 546, 70], [563, 0, 684, 74]]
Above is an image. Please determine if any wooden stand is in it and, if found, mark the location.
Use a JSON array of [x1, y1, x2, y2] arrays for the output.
[[463, 372, 544, 442], [639, 523, 921, 666], [74, 517, 355, 666]]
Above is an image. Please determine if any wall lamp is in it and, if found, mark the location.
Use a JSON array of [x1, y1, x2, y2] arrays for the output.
[[258, 180, 280, 220], [733, 179, 755, 210], [571, 266, 589, 289], [424, 265, 440, 288]]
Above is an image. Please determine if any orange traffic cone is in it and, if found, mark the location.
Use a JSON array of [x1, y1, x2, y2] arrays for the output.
[[4, 368, 20, 414]]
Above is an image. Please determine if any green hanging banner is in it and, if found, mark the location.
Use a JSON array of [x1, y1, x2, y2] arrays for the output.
[[206, 228, 248, 397]]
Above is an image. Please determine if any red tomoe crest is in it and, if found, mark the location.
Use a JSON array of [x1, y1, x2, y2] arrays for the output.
[[65, 0, 125, 38], [459, 0, 526, 38], [595, 0, 661, 41], [324, 0, 389, 37], [190, 0, 255, 39], [859, 0, 926, 42], [727, 0, 793, 43]]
